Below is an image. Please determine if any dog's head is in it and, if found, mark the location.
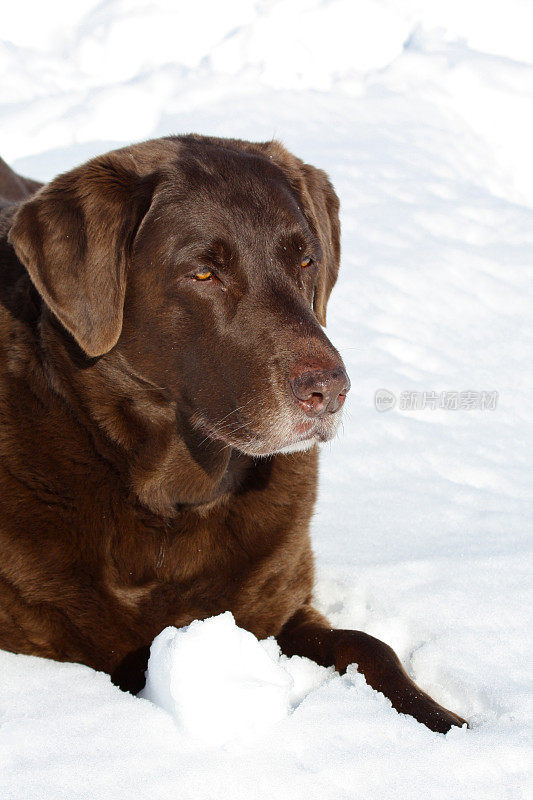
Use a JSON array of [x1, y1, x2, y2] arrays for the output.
[[9, 136, 349, 457]]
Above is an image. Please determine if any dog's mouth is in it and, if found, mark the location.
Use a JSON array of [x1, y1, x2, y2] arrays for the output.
[[192, 408, 342, 458]]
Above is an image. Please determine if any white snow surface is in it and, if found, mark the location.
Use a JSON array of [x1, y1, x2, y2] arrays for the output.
[[1, 1, 532, 798]]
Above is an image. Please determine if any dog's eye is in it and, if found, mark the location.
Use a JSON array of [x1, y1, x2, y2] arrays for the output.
[[193, 270, 213, 281], [300, 257, 313, 268]]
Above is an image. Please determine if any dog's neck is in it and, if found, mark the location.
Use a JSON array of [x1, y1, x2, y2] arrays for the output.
[[38, 311, 255, 517]]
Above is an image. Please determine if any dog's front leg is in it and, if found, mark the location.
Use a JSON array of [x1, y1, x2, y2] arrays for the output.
[[111, 645, 151, 695], [277, 605, 467, 734]]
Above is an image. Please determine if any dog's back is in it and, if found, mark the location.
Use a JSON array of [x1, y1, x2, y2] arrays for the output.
[[0, 157, 42, 206]]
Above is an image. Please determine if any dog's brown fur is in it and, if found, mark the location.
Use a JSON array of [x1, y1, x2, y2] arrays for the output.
[[0, 136, 466, 733]]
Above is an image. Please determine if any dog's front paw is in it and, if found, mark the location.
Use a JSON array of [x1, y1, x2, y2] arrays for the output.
[[332, 631, 468, 734], [399, 687, 468, 733]]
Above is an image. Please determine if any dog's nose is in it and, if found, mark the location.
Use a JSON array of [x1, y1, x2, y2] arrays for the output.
[[290, 366, 351, 417]]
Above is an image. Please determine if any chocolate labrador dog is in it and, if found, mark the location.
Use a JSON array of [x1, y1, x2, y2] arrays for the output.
[[0, 136, 466, 733]]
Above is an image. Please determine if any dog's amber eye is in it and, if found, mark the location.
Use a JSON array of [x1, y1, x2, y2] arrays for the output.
[[193, 270, 213, 281], [301, 257, 313, 268]]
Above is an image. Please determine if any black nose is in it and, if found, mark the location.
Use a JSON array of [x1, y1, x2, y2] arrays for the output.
[[290, 365, 351, 417]]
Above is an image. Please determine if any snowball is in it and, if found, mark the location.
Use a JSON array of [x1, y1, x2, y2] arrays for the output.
[[141, 613, 295, 746]]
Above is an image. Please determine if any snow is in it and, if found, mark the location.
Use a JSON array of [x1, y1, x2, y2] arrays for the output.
[[1, 1, 532, 798]]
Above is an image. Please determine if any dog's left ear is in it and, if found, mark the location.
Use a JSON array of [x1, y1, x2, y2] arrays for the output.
[[8, 151, 158, 357], [262, 142, 341, 326]]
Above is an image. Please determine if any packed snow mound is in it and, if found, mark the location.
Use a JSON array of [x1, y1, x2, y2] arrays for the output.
[[141, 613, 333, 746]]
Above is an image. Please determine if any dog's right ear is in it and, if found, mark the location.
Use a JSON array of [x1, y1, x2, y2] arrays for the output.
[[8, 150, 160, 358], [295, 162, 341, 327]]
